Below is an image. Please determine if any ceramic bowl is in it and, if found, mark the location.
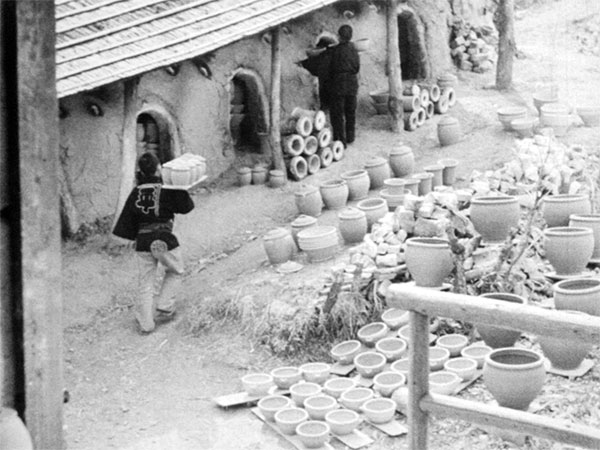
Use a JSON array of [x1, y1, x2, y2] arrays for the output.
[[353, 351, 387, 378], [429, 371, 461, 395], [325, 409, 361, 436], [289, 381, 322, 407], [270, 366, 302, 390], [330, 340, 362, 365], [390, 357, 410, 375], [444, 357, 478, 381], [375, 337, 408, 362], [373, 371, 406, 397], [361, 398, 397, 424], [300, 362, 331, 384], [461, 343, 493, 369], [296, 420, 331, 448], [303, 394, 338, 420], [429, 347, 451, 371], [241, 373, 274, 396], [323, 377, 356, 399], [357, 322, 389, 347], [398, 324, 437, 345], [436, 334, 469, 357], [339, 387, 374, 412], [257, 395, 292, 421], [274, 407, 309, 435]]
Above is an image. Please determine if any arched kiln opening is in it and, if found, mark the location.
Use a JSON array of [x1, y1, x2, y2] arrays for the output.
[[135, 112, 176, 164], [397, 11, 428, 80], [229, 69, 269, 153]]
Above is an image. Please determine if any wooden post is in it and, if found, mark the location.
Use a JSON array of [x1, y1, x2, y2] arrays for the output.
[[408, 311, 429, 450], [386, 0, 403, 132], [16, 1, 65, 448], [269, 27, 286, 178], [494, 0, 516, 90]]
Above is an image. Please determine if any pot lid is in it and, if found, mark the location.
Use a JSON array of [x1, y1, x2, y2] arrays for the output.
[[338, 207, 366, 219], [390, 145, 413, 156], [264, 227, 291, 241], [364, 156, 387, 167], [295, 184, 318, 196], [438, 116, 459, 126], [291, 214, 318, 227]]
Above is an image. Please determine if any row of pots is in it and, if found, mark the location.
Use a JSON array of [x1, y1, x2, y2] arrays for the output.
[[237, 166, 286, 187]]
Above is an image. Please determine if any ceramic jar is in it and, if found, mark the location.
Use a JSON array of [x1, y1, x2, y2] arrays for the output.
[[438, 158, 459, 186], [569, 214, 600, 261], [297, 226, 339, 263], [320, 179, 349, 210], [538, 310, 593, 370], [0, 408, 33, 450], [404, 237, 453, 288], [291, 215, 318, 247], [388, 145, 415, 178], [469, 196, 520, 244], [553, 278, 600, 316], [423, 164, 444, 188], [542, 194, 591, 227], [497, 106, 527, 131], [476, 293, 524, 348], [338, 207, 368, 244], [237, 167, 252, 186], [295, 185, 323, 217], [263, 228, 295, 265], [252, 166, 268, 185], [364, 157, 392, 190], [357, 198, 388, 231], [437, 116, 461, 146], [483, 348, 545, 411], [413, 172, 434, 196], [543, 227, 594, 276], [383, 178, 407, 195], [170, 163, 192, 187], [341, 170, 370, 201], [269, 170, 285, 188], [401, 178, 420, 196]]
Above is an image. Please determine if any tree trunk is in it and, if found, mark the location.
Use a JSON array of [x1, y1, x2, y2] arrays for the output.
[[386, 0, 403, 132], [494, 0, 516, 90], [269, 27, 286, 178]]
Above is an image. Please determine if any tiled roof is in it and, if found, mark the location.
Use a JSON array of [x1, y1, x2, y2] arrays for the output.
[[56, 0, 341, 98]]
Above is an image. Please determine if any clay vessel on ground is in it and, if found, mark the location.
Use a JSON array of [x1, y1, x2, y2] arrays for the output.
[[577, 106, 600, 127], [294, 185, 323, 216], [469, 195, 520, 244], [569, 214, 600, 260], [269, 170, 285, 188], [413, 172, 434, 196], [497, 106, 527, 131], [383, 177, 407, 195], [364, 157, 392, 190], [543, 226, 593, 276], [542, 194, 591, 227], [338, 207, 368, 244], [388, 145, 415, 177], [297, 225, 339, 263], [340, 170, 370, 201], [553, 278, 600, 316], [357, 198, 388, 231], [263, 228, 295, 265], [437, 116, 461, 146], [423, 164, 444, 188], [251, 166, 268, 185], [538, 310, 593, 370], [320, 179, 349, 210], [401, 178, 420, 196], [404, 237, 453, 288], [438, 158, 459, 185], [237, 167, 252, 186], [290, 215, 318, 247], [476, 293, 525, 348], [379, 188, 406, 212]]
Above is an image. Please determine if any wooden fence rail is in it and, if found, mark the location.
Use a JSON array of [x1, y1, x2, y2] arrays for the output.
[[387, 284, 600, 450]]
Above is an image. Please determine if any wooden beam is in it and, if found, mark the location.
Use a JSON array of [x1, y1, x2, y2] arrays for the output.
[[387, 284, 600, 343], [269, 26, 286, 178], [386, 0, 403, 132], [421, 393, 600, 449], [408, 311, 429, 450], [16, 1, 64, 448]]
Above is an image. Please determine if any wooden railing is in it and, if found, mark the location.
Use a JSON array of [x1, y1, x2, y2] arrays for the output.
[[386, 284, 600, 450]]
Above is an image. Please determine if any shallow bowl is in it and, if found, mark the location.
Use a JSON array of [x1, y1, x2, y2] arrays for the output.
[[270, 366, 302, 390], [339, 387, 374, 412], [443, 357, 478, 381], [330, 340, 362, 365], [296, 420, 331, 449], [357, 322, 389, 347], [274, 407, 309, 435], [460, 344, 493, 369], [436, 334, 469, 357], [257, 395, 292, 421], [429, 347, 451, 371], [353, 351, 387, 378], [325, 409, 361, 435], [361, 398, 397, 424], [300, 362, 331, 384], [429, 371, 461, 395], [241, 373, 274, 396], [323, 377, 356, 399], [375, 337, 408, 362], [303, 394, 338, 420], [373, 371, 406, 397], [289, 381, 322, 407]]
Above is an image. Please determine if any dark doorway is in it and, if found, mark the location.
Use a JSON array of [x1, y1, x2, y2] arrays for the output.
[[135, 112, 175, 164], [398, 11, 427, 80], [230, 71, 268, 153]]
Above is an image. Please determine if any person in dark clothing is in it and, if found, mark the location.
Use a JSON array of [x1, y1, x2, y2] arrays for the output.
[[298, 36, 337, 111], [328, 25, 360, 146], [113, 152, 195, 333]]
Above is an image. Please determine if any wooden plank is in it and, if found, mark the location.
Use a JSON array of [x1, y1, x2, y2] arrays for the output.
[[386, 0, 403, 131], [420, 393, 600, 449], [269, 26, 285, 177], [16, 1, 64, 448], [387, 284, 600, 344], [408, 311, 429, 450]]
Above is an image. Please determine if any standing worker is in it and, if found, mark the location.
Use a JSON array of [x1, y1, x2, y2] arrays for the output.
[[113, 152, 195, 334], [297, 35, 337, 111], [328, 25, 360, 147]]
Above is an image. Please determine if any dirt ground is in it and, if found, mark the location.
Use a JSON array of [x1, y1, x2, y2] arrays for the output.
[[62, 1, 600, 449]]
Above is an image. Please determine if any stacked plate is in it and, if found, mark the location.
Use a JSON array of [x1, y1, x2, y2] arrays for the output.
[[297, 226, 339, 263]]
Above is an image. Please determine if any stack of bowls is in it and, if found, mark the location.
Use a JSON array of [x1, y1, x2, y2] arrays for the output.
[[297, 226, 339, 263]]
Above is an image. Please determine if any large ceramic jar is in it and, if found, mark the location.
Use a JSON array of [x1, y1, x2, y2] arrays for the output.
[[357, 198, 388, 231], [437, 116, 461, 146], [423, 164, 444, 188], [538, 310, 593, 370], [543, 227, 593, 276], [0, 408, 33, 450], [338, 207, 368, 244], [569, 214, 600, 261], [404, 237, 453, 288], [269, 170, 285, 188], [476, 293, 524, 348], [483, 348, 545, 411], [341, 170, 370, 201], [364, 157, 392, 190], [388, 145, 415, 178], [263, 228, 295, 265], [542, 194, 591, 227], [291, 215, 318, 247], [170, 162, 192, 187], [237, 167, 252, 186], [295, 185, 323, 217], [320, 179, 349, 210], [252, 166, 268, 185], [470, 196, 520, 244], [438, 158, 459, 186], [553, 278, 600, 316]]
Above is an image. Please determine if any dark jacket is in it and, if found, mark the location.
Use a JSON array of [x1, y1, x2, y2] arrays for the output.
[[328, 42, 360, 96], [113, 175, 195, 252], [300, 49, 333, 109]]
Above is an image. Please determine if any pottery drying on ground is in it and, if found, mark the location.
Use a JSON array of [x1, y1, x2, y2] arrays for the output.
[[543, 226, 593, 276], [364, 156, 392, 190], [357, 197, 388, 231], [404, 237, 453, 288], [569, 214, 600, 260], [389, 145, 415, 177], [320, 179, 349, 210], [338, 207, 368, 244], [437, 116, 461, 146], [294, 185, 322, 216], [553, 278, 600, 316], [542, 194, 591, 227], [423, 164, 444, 188], [341, 170, 370, 201], [263, 228, 295, 265], [469, 195, 520, 244], [476, 293, 524, 348]]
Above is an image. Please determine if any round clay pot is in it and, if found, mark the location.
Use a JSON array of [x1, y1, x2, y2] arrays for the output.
[[330, 340, 362, 365], [437, 116, 461, 146], [401, 178, 420, 196], [413, 172, 434, 196], [237, 167, 252, 186], [404, 237, 453, 288], [325, 409, 360, 435], [483, 348, 545, 411], [295, 185, 323, 216], [0, 408, 33, 450], [370, 90, 389, 104], [383, 178, 407, 195], [373, 371, 406, 397], [364, 157, 392, 190], [553, 278, 600, 316], [252, 166, 268, 185], [258, 395, 292, 422], [423, 164, 444, 188], [353, 351, 387, 378], [357, 322, 389, 347], [542, 194, 591, 227], [476, 293, 524, 348], [274, 407, 309, 435], [497, 106, 527, 131], [263, 228, 295, 265], [538, 310, 593, 370], [379, 188, 407, 212], [438, 158, 459, 186], [341, 170, 370, 201], [320, 179, 349, 210], [338, 207, 368, 244], [357, 197, 388, 231], [269, 169, 285, 188], [388, 145, 415, 177], [569, 214, 600, 260], [291, 215, 318, 247], [543, 227, 594, 276], [469, 196, 520, 244], [296, 421, 330, 448], [289, 156, 308, 181]]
